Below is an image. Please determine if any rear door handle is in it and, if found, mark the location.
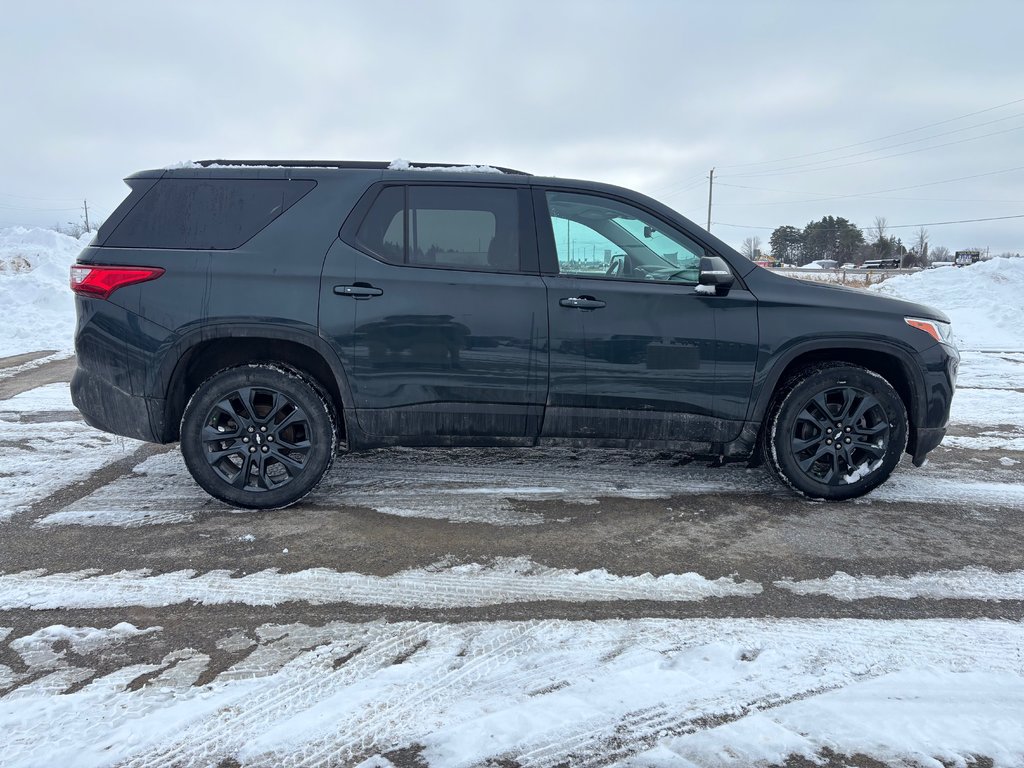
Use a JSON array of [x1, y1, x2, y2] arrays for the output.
[[559, 296, 606, 310], [334, 283, 383, 299]]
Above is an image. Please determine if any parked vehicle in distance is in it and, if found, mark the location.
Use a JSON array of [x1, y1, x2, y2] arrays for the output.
[[799, 259, 839, 270], [71, 160, 959, 508], [955, 249, 981, 267], [862, 258, 901, 269], [840, 262, 856, 270]]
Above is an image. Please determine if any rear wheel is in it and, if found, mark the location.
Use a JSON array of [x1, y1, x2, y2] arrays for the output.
[[180, 364, 337, 509], [765, 363, 907, 500]]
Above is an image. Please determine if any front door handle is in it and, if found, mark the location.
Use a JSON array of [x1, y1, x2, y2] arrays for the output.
[[334, 283, 383, 299], [559, 296, 606, 310]]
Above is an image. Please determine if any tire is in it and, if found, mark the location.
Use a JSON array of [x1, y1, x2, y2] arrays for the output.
[[764, 363, 908, 501], [180, 364, 337, 509]]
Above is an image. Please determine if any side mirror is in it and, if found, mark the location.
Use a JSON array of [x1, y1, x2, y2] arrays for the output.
[[698, 256, 735, 295]]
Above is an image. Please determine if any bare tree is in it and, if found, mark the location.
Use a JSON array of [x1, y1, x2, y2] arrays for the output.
[[870, 216, 888, 242], [741, 235, 762, 260], [930, 245, 951, 263], [913, 227, 929, 262]]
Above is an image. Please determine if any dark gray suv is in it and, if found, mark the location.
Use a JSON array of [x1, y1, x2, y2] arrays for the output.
[[70, 160, 958, 508]]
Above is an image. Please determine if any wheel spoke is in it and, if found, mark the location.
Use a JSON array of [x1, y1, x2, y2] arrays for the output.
[[791, 434, 822, 453], [274, 407, 306, 432], [810, 393, 835, 423], [856, 421, 888, 437], [261, 391, 285, 424], [847, 393, 879, 427], [835, 387, 856, 421], [270, 448, 306, 473], [798, 444, 832, 472], [275, 435, 311, 450], [851, 438, 886, 460], [207, 445, 245, 463], [231, 454, 254, 488], [203, 424, 243, 442]]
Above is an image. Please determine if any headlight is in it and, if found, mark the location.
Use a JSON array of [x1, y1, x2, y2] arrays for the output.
[[905, 317, 953, 344]]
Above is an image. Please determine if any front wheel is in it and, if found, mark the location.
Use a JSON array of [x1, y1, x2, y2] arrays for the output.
[[180, 364, 337, 509], [765, 363, 908, 500]]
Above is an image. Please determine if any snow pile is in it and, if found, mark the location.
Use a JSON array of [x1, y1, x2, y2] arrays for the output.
[[869, 257, 1024, 351], [0, 227, 90, 357]]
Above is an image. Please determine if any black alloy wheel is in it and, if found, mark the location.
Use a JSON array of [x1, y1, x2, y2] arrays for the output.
[[181, 365, 337, 509], [765, 363, 908, 500]]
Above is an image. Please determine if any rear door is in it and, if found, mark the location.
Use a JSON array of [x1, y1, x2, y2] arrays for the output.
[[320, 182, 547, 441]]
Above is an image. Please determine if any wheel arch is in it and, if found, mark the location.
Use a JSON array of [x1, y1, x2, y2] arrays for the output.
[[159, 325, 351, 443], [751, 341, 924, 449]]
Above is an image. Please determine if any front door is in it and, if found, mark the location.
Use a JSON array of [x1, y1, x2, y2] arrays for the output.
[[535, 188, 756, 446]]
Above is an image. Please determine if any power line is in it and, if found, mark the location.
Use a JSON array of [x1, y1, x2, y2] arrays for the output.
[[729, 123, 1024, 179], [0, 203, 82, 212], [712, 164, 1024, 205], [714, 181, 1024, 206], [0, 191, 82, 203], [727, 112, 1024, 177], [650, 173, 708, 198], [712, 213, 1024, 231], [717, 96, 1024, 170]]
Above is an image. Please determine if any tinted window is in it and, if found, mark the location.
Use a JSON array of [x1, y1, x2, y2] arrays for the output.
[[409, 187, 519, 271], [356, 185, 520, 272], [546, 191, 705, 283], [105, 178, 316, 250], [356, 186, 405, 264]]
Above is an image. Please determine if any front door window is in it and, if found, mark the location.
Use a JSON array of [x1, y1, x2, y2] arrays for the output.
[[546, 191, 705, 283]]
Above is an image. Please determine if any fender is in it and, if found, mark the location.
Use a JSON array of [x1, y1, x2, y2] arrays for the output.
[[747, 336, 927, 427], [155, 320, 357, 440]]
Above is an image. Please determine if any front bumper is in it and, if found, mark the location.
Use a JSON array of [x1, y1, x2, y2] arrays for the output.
[[908, 341, 959, 466]]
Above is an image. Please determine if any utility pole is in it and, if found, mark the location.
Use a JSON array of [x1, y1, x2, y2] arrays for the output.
[[83, 199, 91, 233], [706, 168, 714, 232]]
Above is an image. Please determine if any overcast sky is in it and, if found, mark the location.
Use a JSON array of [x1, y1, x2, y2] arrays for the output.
[[1, 0, 1021, 254]]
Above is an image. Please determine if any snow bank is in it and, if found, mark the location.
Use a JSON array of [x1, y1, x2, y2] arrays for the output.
[[868, 257, 1024, 351], [0, 226, 90, 357]]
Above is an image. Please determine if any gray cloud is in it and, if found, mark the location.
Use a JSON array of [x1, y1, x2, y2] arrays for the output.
[[1, 0, 1020, 253]]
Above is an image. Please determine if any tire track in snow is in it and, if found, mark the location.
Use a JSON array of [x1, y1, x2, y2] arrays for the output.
[[0, 559, 762, 611], [123, 623, 431, 768]]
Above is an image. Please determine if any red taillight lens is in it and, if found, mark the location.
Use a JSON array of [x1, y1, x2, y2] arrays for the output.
[[70, 264, 165, 299]]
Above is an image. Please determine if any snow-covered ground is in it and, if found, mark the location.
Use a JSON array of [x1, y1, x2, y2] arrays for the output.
[[2, 618, 1023, 768]]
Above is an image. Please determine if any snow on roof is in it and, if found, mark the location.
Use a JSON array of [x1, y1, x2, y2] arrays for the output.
[[387, 158, 505, 174]]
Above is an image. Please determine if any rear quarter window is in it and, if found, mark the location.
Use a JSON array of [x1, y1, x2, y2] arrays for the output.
[[104, 178, 316, 250]]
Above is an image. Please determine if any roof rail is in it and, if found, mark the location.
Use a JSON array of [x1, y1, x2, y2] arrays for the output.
[[195, 160, 531, 175]]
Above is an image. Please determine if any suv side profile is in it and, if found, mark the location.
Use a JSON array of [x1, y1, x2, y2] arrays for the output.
[[71, 160, 958, 508]]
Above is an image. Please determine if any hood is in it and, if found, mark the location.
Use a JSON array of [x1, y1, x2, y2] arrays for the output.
[[746, 267, 951, 324]]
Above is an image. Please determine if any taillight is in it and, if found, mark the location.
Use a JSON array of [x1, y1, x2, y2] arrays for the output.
[[70, 264, 165, 299]]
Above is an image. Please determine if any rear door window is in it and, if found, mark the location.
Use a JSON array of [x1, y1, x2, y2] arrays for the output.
[[355, 185, 522, 272], [104, 178, 316, 250]]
